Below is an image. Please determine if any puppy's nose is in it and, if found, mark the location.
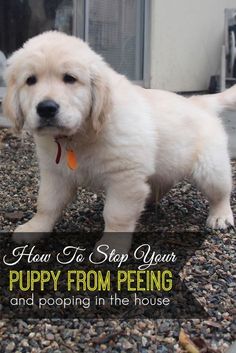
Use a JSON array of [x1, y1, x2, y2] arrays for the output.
[[37, 100, 59, 119]]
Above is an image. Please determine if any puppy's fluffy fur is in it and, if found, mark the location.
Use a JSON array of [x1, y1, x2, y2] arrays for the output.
[[3, 31, 234, 251]]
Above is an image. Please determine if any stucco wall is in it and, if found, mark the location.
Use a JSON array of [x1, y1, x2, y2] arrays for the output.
[[150, 0, 236, 91]]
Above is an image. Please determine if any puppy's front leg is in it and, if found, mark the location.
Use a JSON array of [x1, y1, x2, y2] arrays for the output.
[[95, 178, 150, 254], [13, 168, 76, 243]]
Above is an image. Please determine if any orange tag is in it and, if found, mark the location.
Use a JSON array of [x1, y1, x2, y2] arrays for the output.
[[66, 149, 78, 170]]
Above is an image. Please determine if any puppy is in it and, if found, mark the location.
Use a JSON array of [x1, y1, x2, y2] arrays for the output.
[[3, 31, 234, 252]]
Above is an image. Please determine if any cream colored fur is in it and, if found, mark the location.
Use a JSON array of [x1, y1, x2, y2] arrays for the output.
[[3, 31, 234, 251]]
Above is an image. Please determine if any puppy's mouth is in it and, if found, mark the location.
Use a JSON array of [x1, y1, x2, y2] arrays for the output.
[[36, 122, 68, 136], [35, 115, 77, 138], [37, 122, 60, 130]]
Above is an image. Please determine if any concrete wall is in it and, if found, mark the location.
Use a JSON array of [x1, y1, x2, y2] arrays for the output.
[[150, 0, 236, 92]]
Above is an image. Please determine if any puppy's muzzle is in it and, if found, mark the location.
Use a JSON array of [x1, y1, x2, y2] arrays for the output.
[[37, 100, 59, 120]]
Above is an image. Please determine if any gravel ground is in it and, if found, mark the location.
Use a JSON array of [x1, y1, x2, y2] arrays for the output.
[[0, 128, 235, 353]]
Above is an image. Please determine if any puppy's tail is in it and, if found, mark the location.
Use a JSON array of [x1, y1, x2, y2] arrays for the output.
[[189, 85, 236, 115]]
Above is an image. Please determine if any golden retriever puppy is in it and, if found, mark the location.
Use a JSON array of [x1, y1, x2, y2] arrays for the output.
[[3, 31, 234, 251]]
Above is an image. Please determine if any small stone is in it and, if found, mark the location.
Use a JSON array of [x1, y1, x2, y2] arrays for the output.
[[142, 336, 148, 347], [164, 337, 175, 344], [132, 329, 141, 336], [6, 342, 16, 352], [4, 211, 24, 221], [158, 346, 169, 353], [46, 333, 55, 341], [21, 339, 29, 347], [189, 225, 200, 232], [159, 322, 170, 333], [42, 340, 51, 346], [138, 322, 146, 329], [51, 341, 59, 349], [122, 341, 133, 350], [88, 328, 97, 336], [100, 344, 107, 350]]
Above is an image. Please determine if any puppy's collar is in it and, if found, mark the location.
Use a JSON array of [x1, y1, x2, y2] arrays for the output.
[[55, 139, 78, 170]]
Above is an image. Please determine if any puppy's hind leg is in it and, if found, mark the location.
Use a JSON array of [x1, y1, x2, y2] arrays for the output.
[[192, 146, 234, 230], [13, 168, 76, 243]]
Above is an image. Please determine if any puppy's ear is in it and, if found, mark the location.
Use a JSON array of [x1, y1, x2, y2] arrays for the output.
[[2, 69, 24, 133], [90, 65, 112, 133]]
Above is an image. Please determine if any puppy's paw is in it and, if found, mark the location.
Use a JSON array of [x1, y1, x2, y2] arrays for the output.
[[12, 223, 46, 243], [207, 210, 234, 230], [93, 233, 132, 261]]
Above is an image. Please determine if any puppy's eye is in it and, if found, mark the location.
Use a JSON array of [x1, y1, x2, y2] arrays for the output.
[[26, 75, 37, 86], [63, 74, 77, 84]]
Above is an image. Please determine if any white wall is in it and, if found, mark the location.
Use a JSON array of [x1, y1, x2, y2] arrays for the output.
[[150, 0, 236, 91]]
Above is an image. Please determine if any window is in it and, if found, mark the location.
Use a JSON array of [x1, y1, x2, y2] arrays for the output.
[[87, 0, 147, 82], [0, 0, 74, 91], [0, 0, 150, 94]]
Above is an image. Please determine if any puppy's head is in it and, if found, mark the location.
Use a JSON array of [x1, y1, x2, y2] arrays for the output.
[[3, 31, 112, 136]]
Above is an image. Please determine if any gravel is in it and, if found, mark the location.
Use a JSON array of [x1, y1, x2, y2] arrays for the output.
[[0, 128, 235, 353]]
